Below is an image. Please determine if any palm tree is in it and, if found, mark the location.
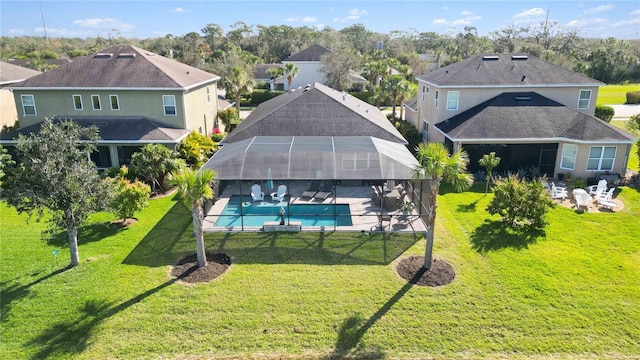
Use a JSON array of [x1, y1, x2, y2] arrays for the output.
[[283, 63, 299, 90], [412, 142, 473, 269], [226, 66, 254, 113], [381, 74, 409, 119], [168, 168, 215, 268], [478, 152, 501, 195], [266, 66, 284, 91]]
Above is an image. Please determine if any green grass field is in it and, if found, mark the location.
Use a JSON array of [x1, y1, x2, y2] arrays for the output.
[[2, 184, 639, 359], [597, 84, 640, 105]]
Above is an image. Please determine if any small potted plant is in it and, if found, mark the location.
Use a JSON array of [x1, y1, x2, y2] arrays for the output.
[[399, 201, 415, 216]]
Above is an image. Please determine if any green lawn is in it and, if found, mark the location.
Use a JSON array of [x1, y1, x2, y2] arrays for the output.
[[597, 84, 640, 105], [2, 185, 639, 359]]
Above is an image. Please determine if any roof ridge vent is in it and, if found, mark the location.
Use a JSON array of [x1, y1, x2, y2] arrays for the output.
[[482, 55, 499, 61], [94, 53, 113, 59], [511, 55, 528, 60]]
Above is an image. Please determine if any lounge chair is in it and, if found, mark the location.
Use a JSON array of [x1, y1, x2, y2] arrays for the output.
[[575, 192, 591, 210], [300, 180, 323, 199], [251, 184, 265, 202], [271, 184, 287, 202], [596, 188, 616, 209], [550, 182, 568, 200], [313, 182, 334, 200], [588, 179, 607, 196]]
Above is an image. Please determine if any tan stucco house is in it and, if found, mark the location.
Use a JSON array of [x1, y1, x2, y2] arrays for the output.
[[0, 61, 41, 129], [405, 53, 636, 179], [1, 45, 220, 169]]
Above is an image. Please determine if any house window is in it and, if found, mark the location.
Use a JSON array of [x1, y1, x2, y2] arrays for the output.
[[560, 144, 578, 170], [91, 95, 101, 110], [206, 87, 211, 102], [110, 95, 120, 110], [422, 119, 429, 142], [587, 146, 616, 171], [434, 90, 439, 109], [163, 95, 176, 116], [72, 95, 83, 110], [577, 90, 591, 109], [446, 91, 459, 110], [21, 94, 36, 116], [422, 85, 429, 102]]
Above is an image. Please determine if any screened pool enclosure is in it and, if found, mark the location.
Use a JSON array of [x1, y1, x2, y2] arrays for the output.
[[201, 136, 425, 232]]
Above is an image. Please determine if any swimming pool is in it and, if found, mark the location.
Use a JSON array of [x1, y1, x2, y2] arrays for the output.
[[214, 196, 353, 227]]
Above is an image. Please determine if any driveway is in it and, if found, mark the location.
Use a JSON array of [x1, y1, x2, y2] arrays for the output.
[[611, 104, 640, 120]]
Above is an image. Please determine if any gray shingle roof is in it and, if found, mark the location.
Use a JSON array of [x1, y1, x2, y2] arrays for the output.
[[436, 92, 635, 143], [222, 82, 407, 144], [417, 53, 603, 87], [0, 116, 189, 143], [10, 45, 219, 89], [0, 61, 41, 84], [284, 44, 331, 62], [254, 64, 282, 80]]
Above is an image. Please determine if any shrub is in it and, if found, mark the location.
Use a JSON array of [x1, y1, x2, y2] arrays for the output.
[[250, 89, 285, 105], [626, 113, 640, 134], [217, 108, 240, 132], [349, 91, 373, 104], [178, 131, 217, 168], [595, 105, 614, 122], [392, 120, 421, 153], [129, 144, 184, 193], [108, 178, 151, 221], [626, 91, 640, 104], [486, 175, 555, 230]]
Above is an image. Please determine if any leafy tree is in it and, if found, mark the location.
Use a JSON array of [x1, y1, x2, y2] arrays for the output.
[[108, 178, 150, 223], [217, 107, 241, 132], [381, 74, 412, 119], [201, 23, 224, 51], [129, 144, 183, 193], [168, 168, 215, 268], [0, 145, 14, 188], [3, 119, 112, 267], [625, 113, 640, 134], [320, 44, 360, 91], [412, 142, 473, 269], [178, 131, 217, 169], [478, 152, 501, 195], [339, 23, 373, 55], [215, 44, 256, 112], [486, 175, 555, 229], [283, 63, 299, 90]]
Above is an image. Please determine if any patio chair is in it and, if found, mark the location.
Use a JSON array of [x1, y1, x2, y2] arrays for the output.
[[574, 192, 591, 210], [271, 184, 287, 202], [588, 179, 607, 196], [596, 188, 615, 207], [313, 182, 334, 200], [550, 182, 568, 200], [300, 180, 322, 199], [251, 184, 265, 202]]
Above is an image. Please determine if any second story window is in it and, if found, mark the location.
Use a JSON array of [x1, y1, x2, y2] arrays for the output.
[[91, 95, 101, 110], [21, 94, 36, 116], [578, 90, 591, 109], [206, 87, 211, 103], [163, 95, 176, 116], [73, 95, 83, 110], [110, 95, 120, 110], [434, 90, 439, 109], [446, 91, 459, 110]]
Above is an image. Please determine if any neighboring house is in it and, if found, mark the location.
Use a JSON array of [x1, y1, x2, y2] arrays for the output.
[[1, 45, 220, 169], [254, 64, 284, 90], [407, 53, 636, 178], [281, 44, 330, 90], [0, 61, 41, 129]]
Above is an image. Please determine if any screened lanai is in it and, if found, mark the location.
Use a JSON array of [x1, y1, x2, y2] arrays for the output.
[[200, 136, 426, 232]]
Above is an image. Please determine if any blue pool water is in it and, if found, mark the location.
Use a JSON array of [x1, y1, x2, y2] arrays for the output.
[[214, 196, 353, 227]]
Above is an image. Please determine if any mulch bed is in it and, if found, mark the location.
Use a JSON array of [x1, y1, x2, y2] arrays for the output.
[[170, 253, 231, 284], [395, 255, 455, 286], [109, 218, 138, 228]]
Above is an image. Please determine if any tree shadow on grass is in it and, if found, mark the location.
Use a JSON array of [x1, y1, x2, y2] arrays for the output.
[[328, 268, 427, 359], [25, 267, 195, 360], [456, 194, 486, 213], [470, 219, 545, 253], [46, 222, 127, 247], [0, 267, 70, 322]]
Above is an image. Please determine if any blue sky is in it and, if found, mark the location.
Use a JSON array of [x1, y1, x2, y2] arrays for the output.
[[1, 1, 639, 40]]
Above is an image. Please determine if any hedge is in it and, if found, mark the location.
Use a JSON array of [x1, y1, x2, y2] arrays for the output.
[[626, 91, 640, 104], [595, 105, 614, 122]]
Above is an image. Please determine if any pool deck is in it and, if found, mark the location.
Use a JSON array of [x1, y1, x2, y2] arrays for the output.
[[203, 181, 427, 233]]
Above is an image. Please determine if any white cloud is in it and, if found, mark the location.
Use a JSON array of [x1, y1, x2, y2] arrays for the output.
[[461, 10, 473, 16], [286, 16, 318, 23], [613, 18, 640, 27], [174, 7, 187, 13], [73, 18, 133, 31], [631, 9, 640, 15], [9, 29, 25, 35], [334, 8, 369, 22], [451, 19, 472, 26], [442, 6, 449, 10], [566, 18, 609, 28], [333, 17, 345, 23], [584, 5, 614, 14], [466, 16, 482, 21], [35, 27, 91, 37], [514, 8, 546, 19], [432, 18, 449, 25]]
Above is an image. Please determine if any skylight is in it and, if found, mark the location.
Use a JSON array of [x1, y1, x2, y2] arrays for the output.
[[482, 55, 499, 61], [94, 53, 113, 59], [117, 53, 136, 58], [511, 55, 528, 60]]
